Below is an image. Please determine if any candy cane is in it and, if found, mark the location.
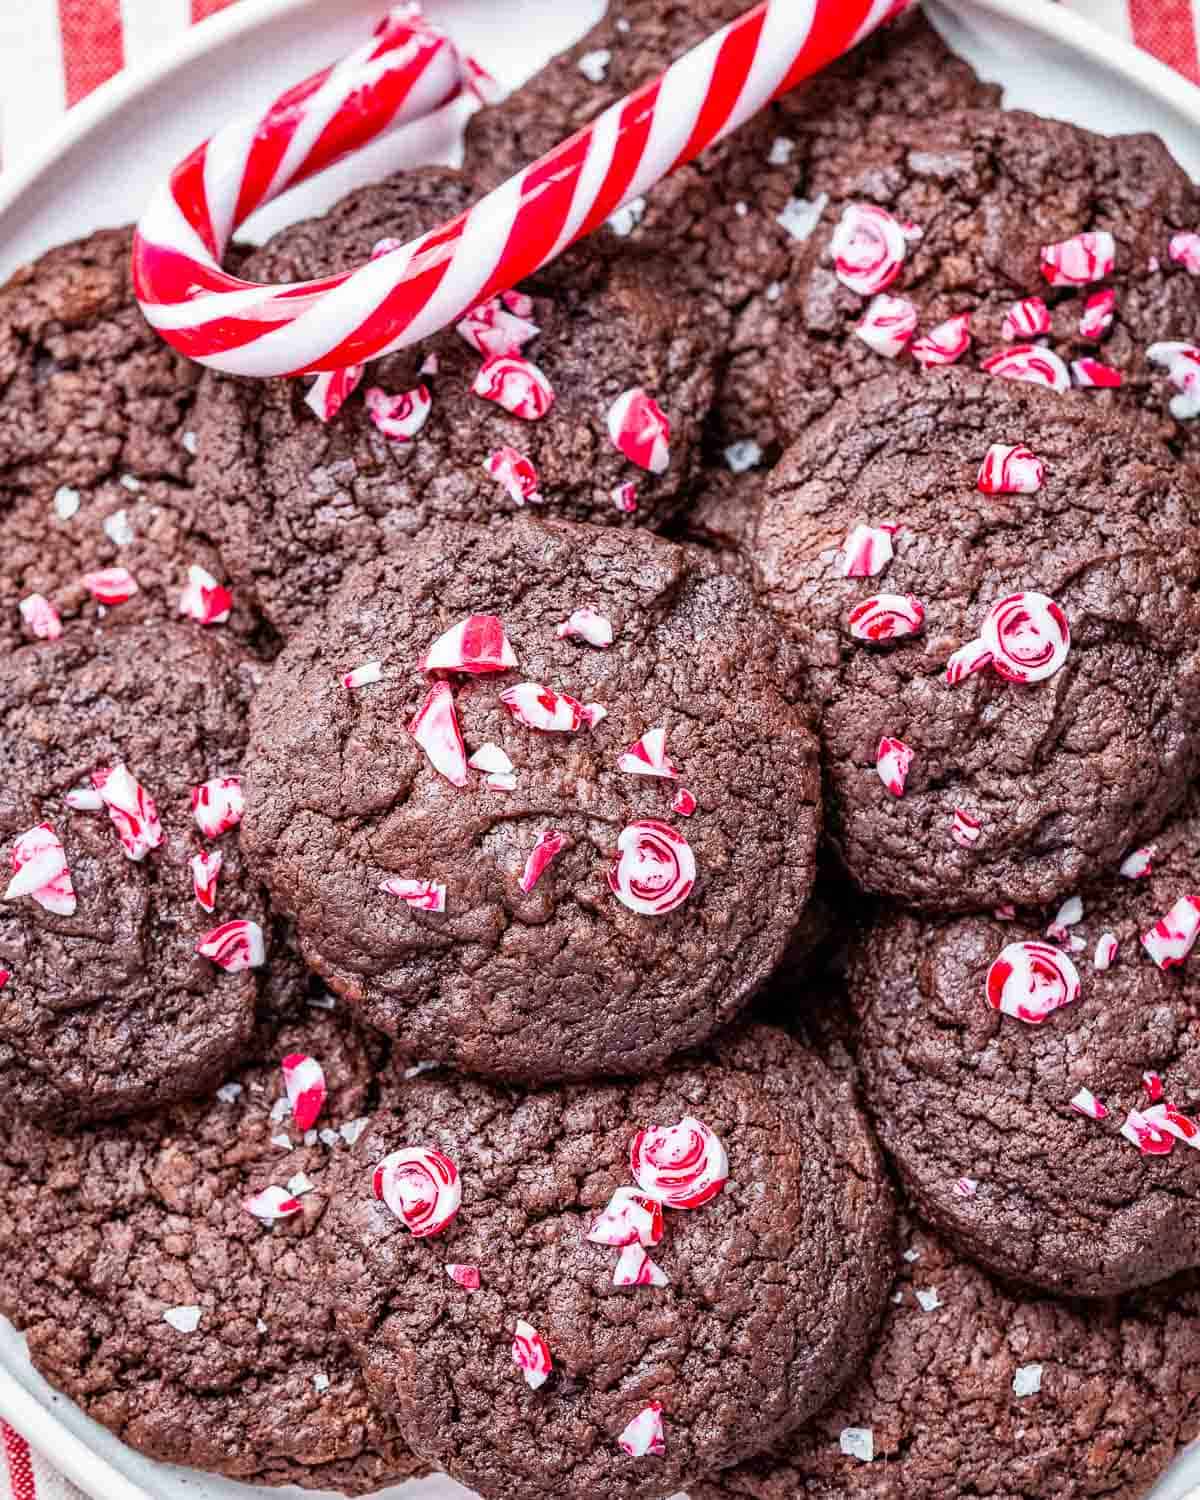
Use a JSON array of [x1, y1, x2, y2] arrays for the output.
[[134, 0, 912, 378]]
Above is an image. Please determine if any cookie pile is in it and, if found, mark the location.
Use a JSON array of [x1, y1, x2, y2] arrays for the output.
[[3, 4, 1200, 1499]]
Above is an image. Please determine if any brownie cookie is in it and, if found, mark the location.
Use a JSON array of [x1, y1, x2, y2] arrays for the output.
[[0, 228, 253, 652], [850, 781, 1200, 1297], [0, 1000, 428, 1493], [753, 108, 1200, 452], [752, 370, 1200, 914], [0, 622, 267, 1125], [695, 1216, 1200, 1500], [317, 1025, 894, 1500], [241, 515, 821, 1081], [192, 169, 721, 636]]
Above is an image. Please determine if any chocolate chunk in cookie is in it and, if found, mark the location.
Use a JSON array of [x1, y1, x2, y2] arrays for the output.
[[317, 1025, 894, 1500], [241, 515, 821, 1082], [751, 370, 1200, 913]]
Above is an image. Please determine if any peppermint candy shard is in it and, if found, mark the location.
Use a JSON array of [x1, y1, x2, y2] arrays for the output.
[[381, 878, 447, 913], [952, 1177, 978, 1200], [191, 776, 244, 839], [196, 919, 266, 973], [981, 592, 1070, 684], [1001, 297, 1051, 340], [19, 593, 62, 640], [1079, 289, 1116, 339], [630, 1117, 728, 1209], [484, 447, 544, 506], [1119, 1107, 1181, 1156], [500, 682, 585, 734], [608, 820, 696, 917], [420, 615, 517, 675], [1120, 845, 1155, 879], [612, 482, 639, 514], [179, 564, 233, 625], [373, 1147, 462, 1237], [1141, 895, 1200, 969], [1070, 1087, 1108, 1120], [613, 1243, 669, 1287], [1147, 342, 1200, 420], [607, 388, 671, 474], [343, 660, 383, 689], [282, 1053, 327, 1131], [65, 785, 104, 812], [467, 744, 513, 776], [981, 345, 1071, 393], [191, 849, 222, 912], [618, 1402, 666, 1459], [618, 727, 680, 780], [163, 1306, 202, 1333], [1094, 933, 1119, 971], [513, 1320, 553, 1389], [486, 773, 517, 793], [854, 294, 917, 358], [0, 971, 7, 991], [945, 639, 993, 686], [457, 297, 540, 359], [82, 567, 139, 605], [502, 290, 535, 318], [910, 312, 972, 367], [587, 1187, 665, 1248], [3, 824, 76, 915], [951, 807, 981, 847], [410, 682, 469, 786], [830, 203, 909, 296], [1169, 231, 1200, 275], [985, 940, 1081, 1024], [1046, 894, 1083, 943], [841, 524, 895, 579], [977, 443, 1044, 496], [305, 365, 364, 423], [672, 787, 697, 818], [876, 738, 913, 798], [473, 356, 555, 420], [840, 1428, 874, 1463], [92, 765, 164, 862], [848, 593, 924, 642], [365, 384, 432, 441], [1072, 358, 1123, 389], [519, 830, 567, 894], [1041, 230, 1116, 287], [994, 905, 1017, 922], [1143, 1071, 1165, 1104], [555, 606, 614, 648], [446, 1264, 481, 1290], [580, 703, 608, 728], [245, 1185, 302, 1221]]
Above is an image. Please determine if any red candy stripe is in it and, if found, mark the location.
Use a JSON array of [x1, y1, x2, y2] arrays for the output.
[[82, 566, 139, 605], [195, 918, 266, 972], [179, 564, 232, 624], [500, 682, 586, 733], [607, 389, 671, 473], [420, 615, 517, 675], [848, 593, 924, 642], [409, 682, 469, 785], [513, 1320, 553, 1389], [981, 345, 1071, 393], [1001, 297, 1050, 340], [282, 1053, 327, 1130], [519, 830, 567, 893], [976, 443, 1044, 496]]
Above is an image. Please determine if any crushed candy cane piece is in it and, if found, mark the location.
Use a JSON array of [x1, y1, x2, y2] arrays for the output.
[[0, 971, 8, 991], [343, 660, 382, 689], [1120, 845, 1156, 879], [179, 564, 233, 625], [556, 606, 614, 647], [840, 1428, 874, 1463], [420, 615, 517, 675], [607, 388, 671, 473], [915, 1288, 942, 1311], [849, 593, 925, 642], [486, 772, 517, 792], [468, 744, 513, 776], [282, 1054, 327, 1131], [1119, 1108, 1177, 1155], [1046, 894, 1083, 942], [1147, 341, 1200, 419], [1169, 231, 1200, 274], [841, 523, 896, 578], [502, 291, 534, 318], [672, 787, 697, 817], [457, 298, 540, 359], [365, 384, 432, 441], [305, 365, 363, 422], [474, 356, 555, 419], [54, 485, 81, 519], [82, 567, 139, 605], [609, 820, 696, 918], [631, 1117, 728, 1208], [446, 1264, 481, 1290], [618, 727, 680, 780], [288, 1173, 314, 1198], [1072, 358, 1123, 388], [981, 345, 1071, 392], [618, 1403, 665, 1458], [977, 443, 1044, 495], [163, 1306, 202, 1333], [1141, 894, 1200, 969], [191, 849, 222, 911], [587, 1187, 665, 1248], [245, 1185, 302, 1221], [986, 940, 1080, 1024], [854, 293, 917, 358], [373, 1147, 462, 1237], [19, 593, 62, 640], [410, 682, 469, 785], [1070, 1087, 1108, 1119], [192, 776, 244, 839], [612, 481, 639, 513], [501, 682, 585, 733], [93, 765, 164, 862], [724, 439, 762, 473], [776, 193, 827, 242], [910, 312, 972, 367], [3, 824, 76, 915], [1079, 289, 1115, 338], [613, 1243, 669, 1287], [576, 46, 611, 81], [876, 737, 913, 798], [945, 639, 993, 685], [1143, 1071, 1165, 1103], [381, 878, 447, 913], [830, 203, 909, 295], [981, 591, 1070, 683], [484, 446, 544, 506], [608, 198, 646, 236], [196, 919, 266, 973], [1001, 296, 1051, 340], [512, 1320, 552, 1389], [65, 785, 103, 811], [580, 702, 608, 727], [951, 808, 981, 847], [1093, 933, 1119, 970], [1013, 1364, 1043, 1397], [1041, 231, 1115, 286], [519, 830, 567, 893], [952, 1178, 978, 1200]]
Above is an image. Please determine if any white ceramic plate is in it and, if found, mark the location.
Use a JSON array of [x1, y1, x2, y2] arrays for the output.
[[2, 2, 1200, 1497]]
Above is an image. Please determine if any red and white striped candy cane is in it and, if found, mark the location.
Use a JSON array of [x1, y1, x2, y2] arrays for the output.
[[134, 0, 912, 379]]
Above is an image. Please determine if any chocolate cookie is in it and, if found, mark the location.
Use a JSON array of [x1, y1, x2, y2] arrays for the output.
[[317, 1024, 894, 1500], [752, 108, 1200, 453], [695, 1216, 1200, 1500], [191, 169, 721, 636], [0, 996, 428, 1493], [751, 370, 1200, 913], [0, 228, 253, 652], [241, 515, 821, 1082], [0, 621, 268, 1125], [850, 781, 1200, 1297]]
